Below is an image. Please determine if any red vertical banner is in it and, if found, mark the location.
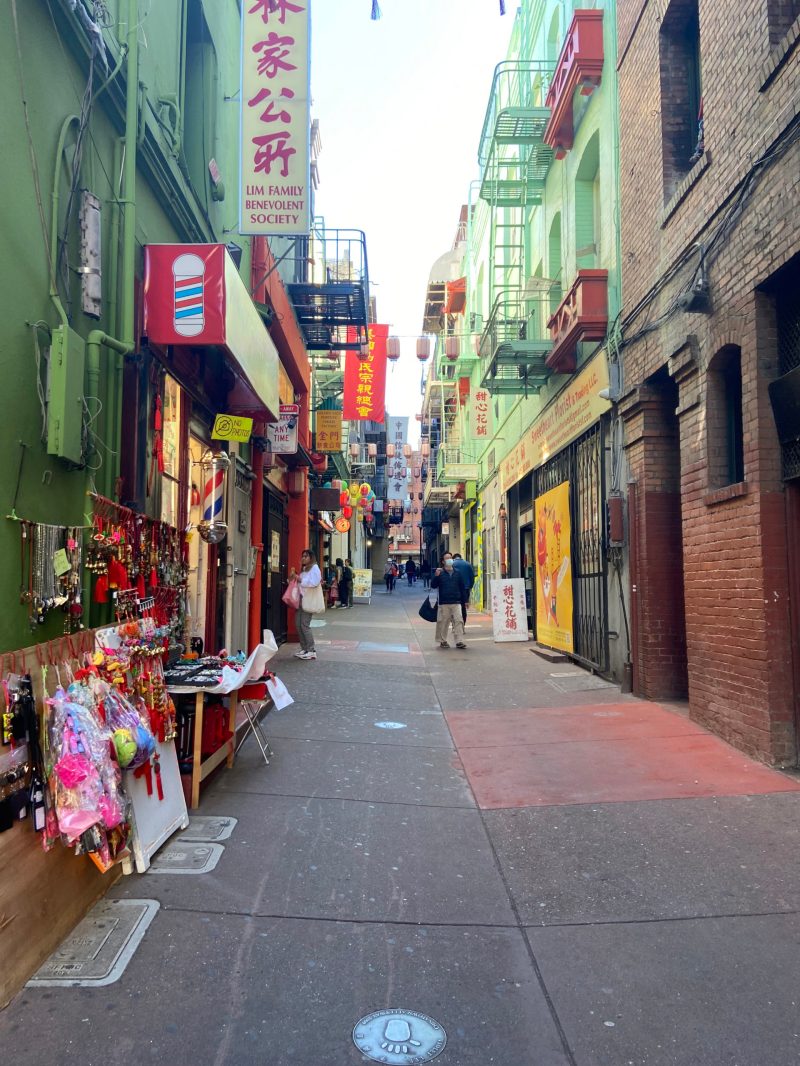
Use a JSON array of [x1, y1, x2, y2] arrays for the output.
[[342, 324, 388, 423]]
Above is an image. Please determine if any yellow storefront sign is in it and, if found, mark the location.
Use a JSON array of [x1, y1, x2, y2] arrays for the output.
[[500, 351, 611, 492], [211, 414, 254, 442], [534, 481, 573, 653], [316, 409, 342, 452]]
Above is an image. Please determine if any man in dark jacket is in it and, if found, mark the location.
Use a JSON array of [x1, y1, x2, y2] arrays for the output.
[[452, 552, 475, 624], [431, 552, 467, 648]]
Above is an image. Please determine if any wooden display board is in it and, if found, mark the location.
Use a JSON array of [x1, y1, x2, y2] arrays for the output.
[[0, 629, 121, 1007]]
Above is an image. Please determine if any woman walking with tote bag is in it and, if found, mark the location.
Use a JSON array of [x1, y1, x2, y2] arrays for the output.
[[290, 549, 323, 660]]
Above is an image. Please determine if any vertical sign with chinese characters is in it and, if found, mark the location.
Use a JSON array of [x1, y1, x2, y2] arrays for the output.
[[387, 416, 409, 500], [490, 579, 529, 642], [315, 409, 342, 452], [472, 387, 492, 442], [240, 1, 311, 236], [534, 481, 573, 653], [343, 324, 388, 423]]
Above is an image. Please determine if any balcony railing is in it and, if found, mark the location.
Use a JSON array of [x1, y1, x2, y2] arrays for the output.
[[543, 10, 604, 160], [287, 226, 369, 350], [546, 269, 609, 374], [479, 288, 554, 396], [437, 446, 480, 485]]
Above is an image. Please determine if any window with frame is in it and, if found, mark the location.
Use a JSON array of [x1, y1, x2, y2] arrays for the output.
[[768, 0, 800, 46], [707, 346, 745, 488], [659, 0, 704, 198], [160, 375, 185, 527]]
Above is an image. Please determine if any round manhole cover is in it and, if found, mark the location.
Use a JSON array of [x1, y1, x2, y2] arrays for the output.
[[353, 1008, 447, 1064]]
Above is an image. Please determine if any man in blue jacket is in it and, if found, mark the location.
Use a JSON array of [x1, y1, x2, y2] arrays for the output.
[[431, 552, 467, 649], [452, 552, 475, 625]]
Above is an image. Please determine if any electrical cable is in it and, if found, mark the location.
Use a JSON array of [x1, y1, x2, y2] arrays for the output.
[[10, 0, 52, 273]]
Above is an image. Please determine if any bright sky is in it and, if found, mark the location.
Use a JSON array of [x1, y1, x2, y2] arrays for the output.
[[311, 0, 513, 429]]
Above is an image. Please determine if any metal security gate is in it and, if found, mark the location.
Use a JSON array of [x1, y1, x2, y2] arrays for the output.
[[534, 422, 608, 671]]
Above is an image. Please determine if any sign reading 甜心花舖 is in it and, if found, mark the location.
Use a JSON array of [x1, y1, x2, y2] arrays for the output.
[[240, 1, 310, 236], [490, 579, 528, 642]]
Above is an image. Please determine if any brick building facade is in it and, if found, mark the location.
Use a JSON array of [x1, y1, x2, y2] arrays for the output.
[[616, 0, 800, 763]]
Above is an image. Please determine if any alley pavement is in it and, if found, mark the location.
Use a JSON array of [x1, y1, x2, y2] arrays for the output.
[[3, 581, 800, 1065]]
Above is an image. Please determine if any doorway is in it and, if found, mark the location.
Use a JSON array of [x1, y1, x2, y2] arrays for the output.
[[262, 488, 288, 644]]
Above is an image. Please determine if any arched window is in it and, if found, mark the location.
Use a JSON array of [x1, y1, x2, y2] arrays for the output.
[[707, 345, 745, 487], [575, 131, 601, 269]]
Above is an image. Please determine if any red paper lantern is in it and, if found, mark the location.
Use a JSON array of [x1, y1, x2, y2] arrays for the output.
[[343, 505, 353, 518], [339, 491, 349, 506]]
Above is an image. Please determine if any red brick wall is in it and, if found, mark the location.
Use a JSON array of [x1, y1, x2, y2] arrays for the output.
[[617, 0, 800, 764]]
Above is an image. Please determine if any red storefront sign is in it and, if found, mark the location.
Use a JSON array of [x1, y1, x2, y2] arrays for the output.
[[343, 324, 388, 423]]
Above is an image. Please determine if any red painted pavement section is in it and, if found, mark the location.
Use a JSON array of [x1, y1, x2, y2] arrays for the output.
[[444, 704, 800, 809]]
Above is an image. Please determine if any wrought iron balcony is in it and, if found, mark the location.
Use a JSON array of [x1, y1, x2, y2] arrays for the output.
[[436, 446, 480, 485], [287, 226, 369, 350], [479, 289, 554, 396], [546, 269, 609, 374], [478, 61, 554, 209], [544, 10, 605, 160]]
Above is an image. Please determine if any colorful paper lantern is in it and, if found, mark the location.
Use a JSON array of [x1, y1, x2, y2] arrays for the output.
[[360, 482, 370, 496], [339, 491, 349, 506], [343, 505, 353, 518]]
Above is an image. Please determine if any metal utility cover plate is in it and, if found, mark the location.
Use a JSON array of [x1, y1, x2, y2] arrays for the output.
[[548, 674, 615, 693], [353, 1008, 447, 1064], [359, 642, 410, 654], [179, 815, 237, 842], [27, 899, 159, 988], [147, 841, 224, 875]]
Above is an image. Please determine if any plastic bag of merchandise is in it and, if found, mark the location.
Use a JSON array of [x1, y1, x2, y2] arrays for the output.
[[95, 682, 156, 771], [47, 690, 110, 843]]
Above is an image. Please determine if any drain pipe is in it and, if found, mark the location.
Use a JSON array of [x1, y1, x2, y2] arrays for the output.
[[86, 0, 138, 491]]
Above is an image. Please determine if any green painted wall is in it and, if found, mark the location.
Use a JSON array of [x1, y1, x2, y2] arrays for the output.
[[460, 0, 621, 484], [0, 0, 251, 653]]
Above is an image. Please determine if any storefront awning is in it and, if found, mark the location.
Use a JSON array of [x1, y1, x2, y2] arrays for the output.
[[444, 277, 467, 315], [143, 244, 280, 422]]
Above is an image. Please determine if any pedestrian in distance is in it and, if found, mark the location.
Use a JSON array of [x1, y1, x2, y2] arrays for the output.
[[289, 549, 321, 659], [420, 559, 431, 588], [384, 558, 397, 593], [431, 552, 467, 649], [452, 552, 475, 625], [337, 557, 353, 609], [344, 559, 354, 607], [405, 558, 417, 586]]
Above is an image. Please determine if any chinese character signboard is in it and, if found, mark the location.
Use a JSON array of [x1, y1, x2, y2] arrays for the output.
[[266, 403, 300, 454], [386, 415, 409, 497], [343, 324, 388, 423], [500, 351, 610, 492], [316, 409, 342, 452], [472, 387, 492, 441], [534, 481, 573, 653], [490, 579, 528, 642], [240, 0, 311, 236]]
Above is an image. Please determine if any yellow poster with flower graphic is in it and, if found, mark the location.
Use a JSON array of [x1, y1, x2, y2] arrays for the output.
[[534, 481, 573, 653]]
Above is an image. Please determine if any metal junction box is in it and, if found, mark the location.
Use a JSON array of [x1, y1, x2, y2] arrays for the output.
[[47, 325, 85, 465]]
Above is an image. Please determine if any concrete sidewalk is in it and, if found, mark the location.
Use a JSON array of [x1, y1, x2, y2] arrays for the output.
[[3, 581, 800, 1065]]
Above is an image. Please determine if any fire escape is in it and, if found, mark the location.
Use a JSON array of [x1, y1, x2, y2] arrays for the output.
[[287, 224, 370, 351], [477, 61, 555, 396]]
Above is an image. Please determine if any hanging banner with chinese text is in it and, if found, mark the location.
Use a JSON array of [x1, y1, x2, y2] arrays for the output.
[[489, 579, 528, 642], [471, 386, 492, 442], [240, 0, 311, 236], [534, 481, 573, 653], [315, 409, 342, 452], [343, 324, 388, 423], [387, 415, 409, 498]]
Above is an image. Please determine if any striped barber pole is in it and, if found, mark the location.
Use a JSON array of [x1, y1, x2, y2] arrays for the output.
[[172, 252, 205, 337], [203, 466, 225, 524]]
